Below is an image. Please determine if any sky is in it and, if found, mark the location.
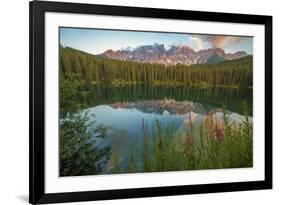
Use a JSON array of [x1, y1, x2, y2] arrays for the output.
[[60, 27, 253, 55]]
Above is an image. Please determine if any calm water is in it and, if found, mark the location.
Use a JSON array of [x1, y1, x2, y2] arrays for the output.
[[81, 85, 252, 172]]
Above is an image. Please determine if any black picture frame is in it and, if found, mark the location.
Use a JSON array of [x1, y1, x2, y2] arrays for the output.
[[29, 0, 272, 204]]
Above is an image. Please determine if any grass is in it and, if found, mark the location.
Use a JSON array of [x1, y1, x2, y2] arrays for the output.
[[111, 109, 253, 173]]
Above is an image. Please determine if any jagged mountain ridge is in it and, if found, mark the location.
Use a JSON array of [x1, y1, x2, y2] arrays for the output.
[[100, 44, 247, 65]]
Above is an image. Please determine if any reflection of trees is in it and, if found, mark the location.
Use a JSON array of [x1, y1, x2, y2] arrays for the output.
[[83, 85, 252, 115], [59, 74, 111, 176]]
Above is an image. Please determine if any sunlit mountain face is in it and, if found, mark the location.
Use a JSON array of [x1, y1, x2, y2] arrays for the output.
[[100, 44, 248, 66]]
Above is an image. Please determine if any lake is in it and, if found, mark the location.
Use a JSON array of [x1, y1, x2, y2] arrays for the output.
[[81, 85, 252, 173]]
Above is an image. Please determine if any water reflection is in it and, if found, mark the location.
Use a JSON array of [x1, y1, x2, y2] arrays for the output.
[[85, 98, 250, 172], [87, 99, 248, 138], [80, 85, 252, 173], [82, 85, 252, 115]]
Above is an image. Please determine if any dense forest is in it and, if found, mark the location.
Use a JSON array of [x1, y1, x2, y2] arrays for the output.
[[60, 46, 253, 88]]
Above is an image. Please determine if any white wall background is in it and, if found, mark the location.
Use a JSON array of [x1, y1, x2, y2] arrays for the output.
[[0, 0, 279, 204]]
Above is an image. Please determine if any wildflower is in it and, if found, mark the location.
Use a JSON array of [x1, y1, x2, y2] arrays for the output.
[[183, 128, 193, 156], [204, 114, 225, 142], [214, 121, 225, 142]]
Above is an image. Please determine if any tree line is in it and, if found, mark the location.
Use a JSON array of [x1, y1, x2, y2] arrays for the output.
[[60, 46, 253, 87]]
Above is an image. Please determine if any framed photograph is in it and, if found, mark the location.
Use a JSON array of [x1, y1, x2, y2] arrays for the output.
[[29, 0, 272, 204]]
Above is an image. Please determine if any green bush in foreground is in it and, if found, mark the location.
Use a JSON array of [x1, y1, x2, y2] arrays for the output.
[[59, 74, 111, 176]]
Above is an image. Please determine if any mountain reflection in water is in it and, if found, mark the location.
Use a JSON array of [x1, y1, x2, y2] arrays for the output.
[[85, 98, 250, 172]]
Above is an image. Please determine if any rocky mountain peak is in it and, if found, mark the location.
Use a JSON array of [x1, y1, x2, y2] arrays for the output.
[[100, 44, 247, 65]]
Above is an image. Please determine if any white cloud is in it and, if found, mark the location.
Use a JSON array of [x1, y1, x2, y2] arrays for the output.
[[190, 36, 205, 51]]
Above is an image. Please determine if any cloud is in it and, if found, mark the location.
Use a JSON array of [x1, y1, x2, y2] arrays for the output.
[[189, 36, 205, 51], [190, 35, 244, 50], [211, 36, 243, 48]]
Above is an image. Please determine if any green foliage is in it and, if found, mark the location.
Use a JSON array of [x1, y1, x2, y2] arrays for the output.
[[142, 119, 151, 172], [60, 46, 253, 88], [124, 109, 253, 173], [59, 73, 86, 117], [111, 153, 121, 174], [59, 75, 111, 176], [128, 145, 137, 173]]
